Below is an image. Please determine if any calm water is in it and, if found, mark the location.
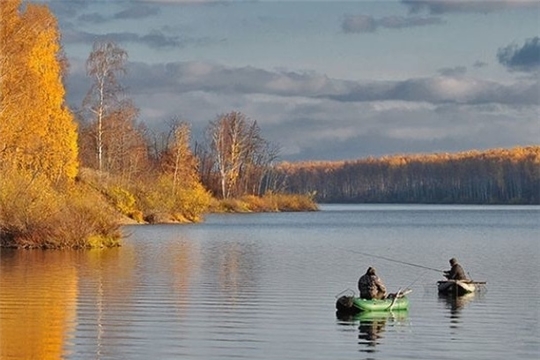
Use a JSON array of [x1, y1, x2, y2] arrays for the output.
[[1, 204, 539, 359]]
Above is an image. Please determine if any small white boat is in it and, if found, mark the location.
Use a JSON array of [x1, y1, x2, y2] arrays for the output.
[[437, 280, 483, 296]]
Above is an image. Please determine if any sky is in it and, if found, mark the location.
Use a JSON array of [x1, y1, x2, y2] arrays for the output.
[[38, 0, 539, 161]]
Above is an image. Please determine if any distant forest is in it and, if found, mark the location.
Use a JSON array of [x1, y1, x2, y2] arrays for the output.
[[278, 146, 540, 204]]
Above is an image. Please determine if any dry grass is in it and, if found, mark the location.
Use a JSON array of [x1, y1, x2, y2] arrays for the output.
[[210, 193, 318, 213]]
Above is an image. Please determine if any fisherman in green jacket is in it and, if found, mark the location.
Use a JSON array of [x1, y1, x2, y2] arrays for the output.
[[358, 267, 387, 300]]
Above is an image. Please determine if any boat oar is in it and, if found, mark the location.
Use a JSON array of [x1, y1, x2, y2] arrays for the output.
[[386, 288, 412, 311], [387, 288, 402, 311]]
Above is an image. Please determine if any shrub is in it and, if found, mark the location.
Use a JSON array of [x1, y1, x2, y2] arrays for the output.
[[136, 174, 211, 223], [0, 168, 121, 249]]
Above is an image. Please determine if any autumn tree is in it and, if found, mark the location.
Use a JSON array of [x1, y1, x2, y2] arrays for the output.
[[202, 111, 279, 198], [0, 1, 123, 249], [0, 0, 78, 182], [160, 121, 199, 194], [82, 41, 128, 172]]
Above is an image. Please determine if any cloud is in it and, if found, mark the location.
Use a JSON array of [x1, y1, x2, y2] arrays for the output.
[[114, 4, 161, 19], [78, 12, 109, 24], [497, 37, 540, 72], [342, 14, 443, 33], [66, 60, 539, 161], [473, 61, 488, 68], [438, 66, 467, 77], [40, 0, 90, 17], [123, 61, 352, 98], [402, 0, 539, 14], [62, 28, 214, 49], [117, 61, 540, 107], [328, 77, 539, 106]]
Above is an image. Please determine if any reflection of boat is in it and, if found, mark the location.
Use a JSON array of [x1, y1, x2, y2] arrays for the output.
[[357, 310, 408, 352], [439, 292, 475, 311], [336, 291, 410, 315], [337, 308, 409, 322], [437, 280, 485, 296]]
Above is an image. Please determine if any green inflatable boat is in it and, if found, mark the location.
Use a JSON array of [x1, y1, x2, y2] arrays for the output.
[[336, 289, 411, 314]]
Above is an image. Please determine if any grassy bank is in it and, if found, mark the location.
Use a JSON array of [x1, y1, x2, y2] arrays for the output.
[[0, 167, 317, 249]]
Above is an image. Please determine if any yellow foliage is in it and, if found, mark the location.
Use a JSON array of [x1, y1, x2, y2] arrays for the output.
[[0, 167, 121, 249], [138, 174, 212, 223], [0, 2, 78, 183]]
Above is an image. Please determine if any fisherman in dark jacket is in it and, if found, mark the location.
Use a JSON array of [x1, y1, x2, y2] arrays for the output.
[[358, 267, 387, 300], [444, 258, 468, 280]]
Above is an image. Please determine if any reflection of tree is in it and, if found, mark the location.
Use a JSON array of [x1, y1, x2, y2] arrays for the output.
[[80, 246, 136, 358], [0, 250, 78, 359], [165, 238, 198, 317], [205, 241, 259, 303]]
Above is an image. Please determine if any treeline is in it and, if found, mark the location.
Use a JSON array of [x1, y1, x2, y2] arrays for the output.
[[278, 146, 540, 204], [0, 1, 315, 249]]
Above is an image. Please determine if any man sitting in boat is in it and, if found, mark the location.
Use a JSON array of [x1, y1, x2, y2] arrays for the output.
[[358, 267, 387, 300], [443, 258, 468, 280]]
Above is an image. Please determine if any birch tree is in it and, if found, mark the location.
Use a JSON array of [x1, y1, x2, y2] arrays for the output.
[[83, 41, 127, 172], [204, 111, 278, 198]]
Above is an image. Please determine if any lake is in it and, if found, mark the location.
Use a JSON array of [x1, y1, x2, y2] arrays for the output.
[[1, 204, 539, 359]]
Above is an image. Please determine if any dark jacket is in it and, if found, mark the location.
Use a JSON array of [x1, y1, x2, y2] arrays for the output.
[[444, 263, 467, 280], [358, 273, 387, 300]]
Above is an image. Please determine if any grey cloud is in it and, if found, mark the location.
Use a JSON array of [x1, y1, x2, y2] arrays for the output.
[[342, 15, 377, 33], [497, 37, 540, 72], [121, 61, 539, 107], [329, 76, 539, 105], [342, 14, 443, 33], [402, 0, 539, 14], [114, 4, 161, 19], [125, 61, 350, 97], [65, 60, 539, 162], [378, 15, 444, 29], [63, 29, 191, 49], [78, 12, 109, 24], [438, 66, 467, 77], [473, 61, 488, 68]]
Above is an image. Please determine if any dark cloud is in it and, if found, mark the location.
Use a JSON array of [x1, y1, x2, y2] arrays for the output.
[[124, 61, 350, 97], [114, 4, 161, 19], [497, 37, 540, 72], [473, 61, 488, 68], [438, 66, 467, 77], [117, 61, 540, 107], [63, 29, 197, 49], [328, 76, 539, 105], [342, 14, 443, 33], [402, 0, 539, 14], [65, 60, 539, 162], [78, 12, 109, 24]]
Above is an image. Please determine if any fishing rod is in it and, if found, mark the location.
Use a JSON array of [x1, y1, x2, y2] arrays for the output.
[[343, 248, 444, 273]]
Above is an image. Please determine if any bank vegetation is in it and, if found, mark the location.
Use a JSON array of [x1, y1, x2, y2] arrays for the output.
[[0, 1, 315, 249]]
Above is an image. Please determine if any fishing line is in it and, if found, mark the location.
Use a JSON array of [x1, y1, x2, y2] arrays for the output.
[[336, 247, 444, 273]]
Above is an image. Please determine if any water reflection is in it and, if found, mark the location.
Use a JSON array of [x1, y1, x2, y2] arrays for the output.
[[438, 293, 476, 330], [0, 250, 78, 359], [337, 311, 409, 354], [440, 293, 475, 311], [163, 238, 198, 318]]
